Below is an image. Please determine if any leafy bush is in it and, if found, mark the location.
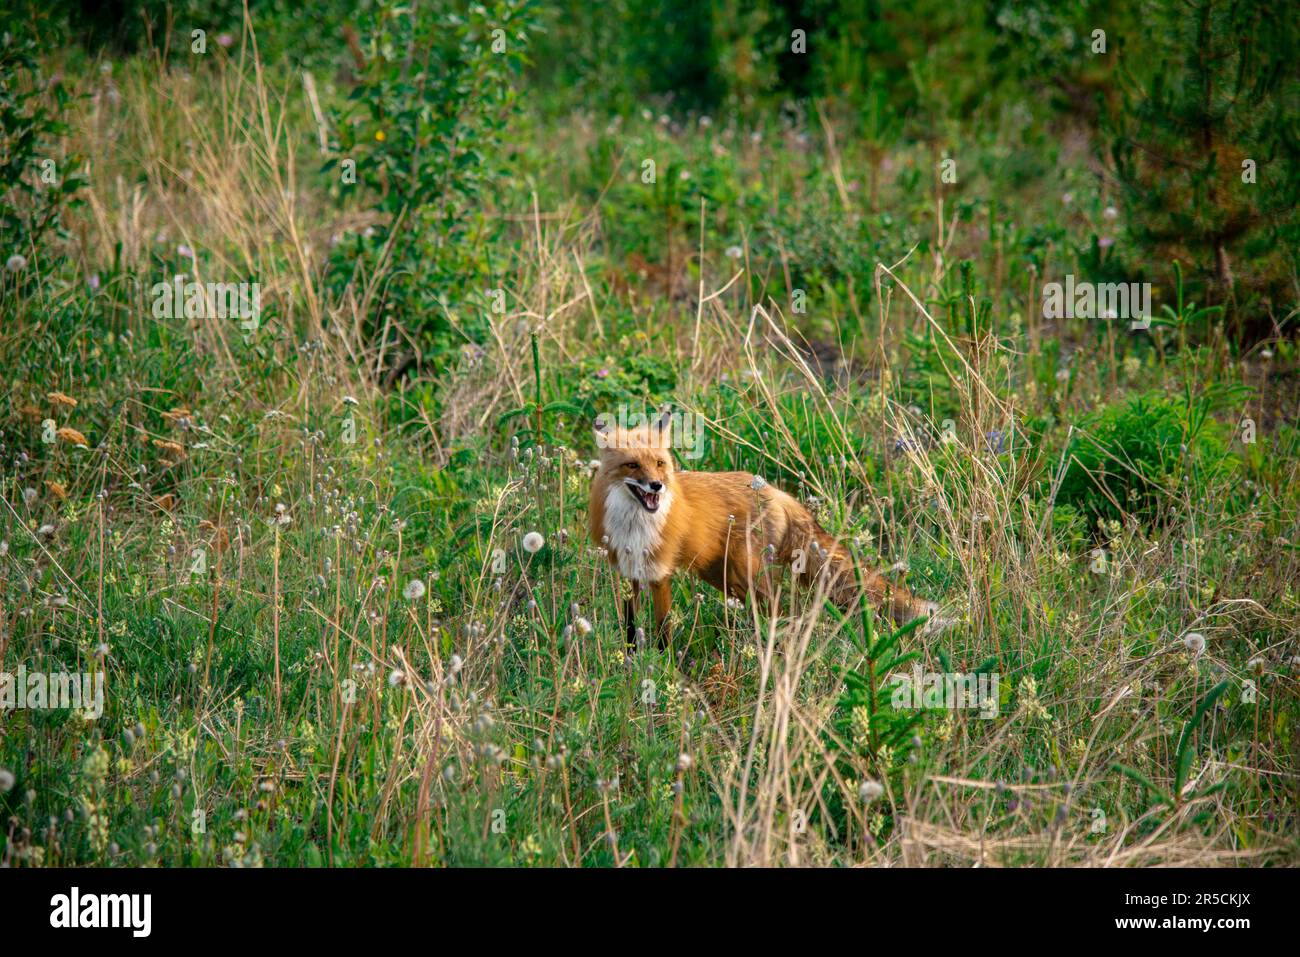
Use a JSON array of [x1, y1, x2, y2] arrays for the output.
[[328, 0, 538, 366], [1053, 388, 1238, 529], [0, 30, 85, 271]]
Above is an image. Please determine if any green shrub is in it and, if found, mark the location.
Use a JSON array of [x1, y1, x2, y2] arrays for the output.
[[1053, 388, 1238, 529], [0, 30, 86, 272], [327, 0, 538, 366]]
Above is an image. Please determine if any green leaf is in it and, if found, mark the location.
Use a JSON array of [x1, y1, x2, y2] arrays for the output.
[[1113, 762, 1174, 808], [496, 405, 532, 429], [1173, 679, 1229, 798]]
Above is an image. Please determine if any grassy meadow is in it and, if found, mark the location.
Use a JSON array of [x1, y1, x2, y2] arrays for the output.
[[1, 0, 1298, 868]]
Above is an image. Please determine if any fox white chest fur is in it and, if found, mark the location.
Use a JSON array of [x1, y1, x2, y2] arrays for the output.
[[602, 482, 674, 582]]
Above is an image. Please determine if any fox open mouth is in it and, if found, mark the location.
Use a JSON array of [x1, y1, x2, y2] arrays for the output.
[[626, 483, 661, 512]]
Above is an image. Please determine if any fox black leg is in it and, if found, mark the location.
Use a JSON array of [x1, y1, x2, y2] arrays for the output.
[[624, 579, 641, 648]]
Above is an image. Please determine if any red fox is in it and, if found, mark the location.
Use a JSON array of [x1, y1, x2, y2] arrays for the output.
[[589, 413, 939, 646]]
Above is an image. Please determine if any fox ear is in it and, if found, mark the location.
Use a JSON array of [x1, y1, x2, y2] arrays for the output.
[[593, 415, 614, 454], [653, 409, 673, 447]]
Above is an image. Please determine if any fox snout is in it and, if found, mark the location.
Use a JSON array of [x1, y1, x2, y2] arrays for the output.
[[623, 474, 668, 512]]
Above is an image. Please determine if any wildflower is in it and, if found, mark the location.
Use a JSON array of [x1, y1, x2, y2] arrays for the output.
[[522, 531, 545, 553], [676, 753, 693, 772], [750, 475, 767, 490], [0, 768, 13, 792], [1017, 675, 1052, 723], [403, 579, 426, 601], [574, 616, 593, 636], [1184, 632, 1206, 655], [388, 669, 406, 687], [725, 245, 743, 259], [6, 254, 27, 272], [82, 745, 110, 783], [1103, 205, 1118, 220], [47, 391, 78, 409], [859, 779, 884, 803]]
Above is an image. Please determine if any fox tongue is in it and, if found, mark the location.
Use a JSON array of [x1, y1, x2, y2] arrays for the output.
[[642, 491, 659, 510]]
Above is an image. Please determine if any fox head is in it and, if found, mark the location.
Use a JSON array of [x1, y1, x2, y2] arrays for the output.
[[594, 413, 676, 514]]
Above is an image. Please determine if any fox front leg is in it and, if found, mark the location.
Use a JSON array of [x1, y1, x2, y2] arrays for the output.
[[650, 579, 672, 647], [624, 579, 641, 648]]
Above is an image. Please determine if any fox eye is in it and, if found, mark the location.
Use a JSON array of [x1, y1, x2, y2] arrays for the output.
[[656, 460, 666, 468], [622, 462, 636, 469]]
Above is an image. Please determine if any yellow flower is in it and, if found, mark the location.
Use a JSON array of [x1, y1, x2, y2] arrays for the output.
[[375, 130, 386, 142]]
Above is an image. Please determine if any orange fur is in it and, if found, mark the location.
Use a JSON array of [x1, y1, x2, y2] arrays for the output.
[[589, 419, 936, 645]]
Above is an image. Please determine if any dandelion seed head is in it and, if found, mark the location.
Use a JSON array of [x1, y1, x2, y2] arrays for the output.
[[859, 779, 884, 803]]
